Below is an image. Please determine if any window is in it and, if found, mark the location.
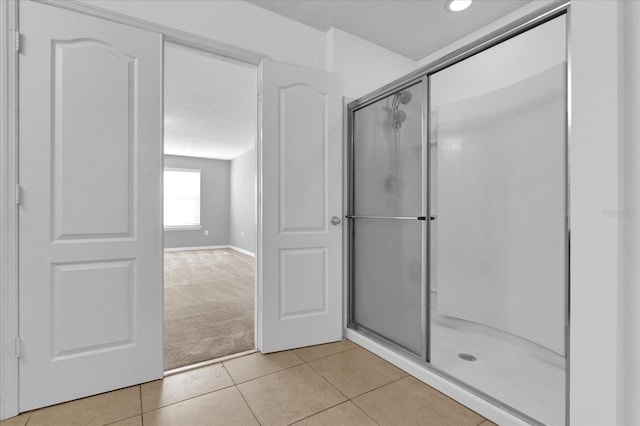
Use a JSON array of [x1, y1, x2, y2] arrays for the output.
[[164, 168, 201, 229]]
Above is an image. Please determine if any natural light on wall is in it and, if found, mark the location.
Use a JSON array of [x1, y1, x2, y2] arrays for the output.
[[164, 168, 201, 228]]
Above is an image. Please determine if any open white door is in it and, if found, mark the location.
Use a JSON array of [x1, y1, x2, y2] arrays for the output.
[[260, 60, 342, 353], [19, 2, 163, 411]]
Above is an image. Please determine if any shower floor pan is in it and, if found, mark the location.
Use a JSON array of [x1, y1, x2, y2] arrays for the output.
[[431, 312, 565, 426]]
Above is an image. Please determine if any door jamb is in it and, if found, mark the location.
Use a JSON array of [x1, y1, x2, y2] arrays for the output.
[[162, 39, 263, 358], [0, 0, 266, 419], [0, 0, 19, 420]]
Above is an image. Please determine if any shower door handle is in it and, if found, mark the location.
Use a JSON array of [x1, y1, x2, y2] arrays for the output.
[[330, 216, 341, 226], [344, 215, 427, 220]]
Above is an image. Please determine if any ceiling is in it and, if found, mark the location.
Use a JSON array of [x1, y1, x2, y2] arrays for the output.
[[164, 44, 257, 160], [164, 1, 535, 160], [247, 0, 533, 60]]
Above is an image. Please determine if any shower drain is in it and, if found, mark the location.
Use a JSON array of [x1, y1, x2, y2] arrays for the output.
[[458, 353, 477, 362]]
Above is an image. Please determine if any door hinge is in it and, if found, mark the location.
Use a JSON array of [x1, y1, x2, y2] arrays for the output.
[[15, 337, 21, 358], [15, 184, 21, 205], [15, 31, 21, 53]]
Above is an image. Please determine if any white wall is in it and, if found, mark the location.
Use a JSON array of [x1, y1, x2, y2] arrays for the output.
[[570, 1, 622, 425], [76, 1, 417, 102], [326, 28, 416, 100], [163, 155, 231, 249], [230, 148, 256, 254], [622, 1, 640, 425], [77, 0, 326, 69], [433, 63, 567, 356]]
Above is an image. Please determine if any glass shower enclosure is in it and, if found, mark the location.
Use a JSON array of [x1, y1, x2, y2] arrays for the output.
[[348, 80, 428, 359], [347, 11, 568, 426]]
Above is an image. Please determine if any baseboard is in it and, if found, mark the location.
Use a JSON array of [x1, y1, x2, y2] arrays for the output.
[[345, 329, 530, 426], [228, 245, 255, 257], [164, 245, 229, 252], [163, 245, 256, 257]]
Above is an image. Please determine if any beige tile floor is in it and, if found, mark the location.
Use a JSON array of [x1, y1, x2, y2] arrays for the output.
[[2, 340, 498, 426]]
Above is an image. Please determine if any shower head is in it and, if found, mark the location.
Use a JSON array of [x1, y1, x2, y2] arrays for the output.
[[395, 109, 406, 124], [391, 90, 412, 110], [398, 90, 412, 105], [390, 90, 411, 132]]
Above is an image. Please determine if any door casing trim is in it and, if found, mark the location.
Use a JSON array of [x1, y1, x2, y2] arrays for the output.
[[0, 0, 19, 420]]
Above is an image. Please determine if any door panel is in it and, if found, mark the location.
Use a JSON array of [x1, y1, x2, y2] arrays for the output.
[[53, 39, 135, 239], [353, 219, 424, 355], [19, 1, 162, 411], [279, 85, 327, 233], [260, 60, 342, 353], [52, 260, 135, 359]]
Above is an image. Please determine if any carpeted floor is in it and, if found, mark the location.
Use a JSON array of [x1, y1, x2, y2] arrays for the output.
[[164, 248, 255, 371]]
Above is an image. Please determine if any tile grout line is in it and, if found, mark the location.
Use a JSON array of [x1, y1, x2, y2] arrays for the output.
[[222, 363, 240, 386], [299, 353, 385, 424], [293, 343, 393, 424], [349, 399, 381, 426], [139, 382, 237, 415], [147, 352, 307, 417], [139, 385, 144, 426], [280, 344, 385, 426], [349, 375, 408, 401], [303, 346, 409, 401], [234, 383, 262, 425], [277, 356, 352, 426], [296, 345, 360, 364], [283, 401, 349, 426], [102, 413, 142, 426], [224, 357, 305, 386], [304, 358, 351, 402], [227, 348, 353, 426], [221, 346, 357, 425]]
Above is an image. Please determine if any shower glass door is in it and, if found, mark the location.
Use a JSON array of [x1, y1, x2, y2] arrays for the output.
[[429, 15, 567, 426], [349, 80, 427, 358]]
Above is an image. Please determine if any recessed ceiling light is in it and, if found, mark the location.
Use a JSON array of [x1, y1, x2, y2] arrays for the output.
[[446, 0, 473, 12]]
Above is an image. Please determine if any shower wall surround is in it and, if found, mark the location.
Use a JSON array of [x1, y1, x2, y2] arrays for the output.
[[348, 11, 568, 426], [434, 64, 566, 354]]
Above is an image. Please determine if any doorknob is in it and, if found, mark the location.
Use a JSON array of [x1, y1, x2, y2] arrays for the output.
[[330, 216, 341, 226]]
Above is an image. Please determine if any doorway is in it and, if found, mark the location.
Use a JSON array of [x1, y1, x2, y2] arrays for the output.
[[10, 1, 344, 413], [162, 42, 258, 371]]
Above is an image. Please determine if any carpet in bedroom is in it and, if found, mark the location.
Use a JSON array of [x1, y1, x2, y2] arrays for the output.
[[164, 248, 254, 371]]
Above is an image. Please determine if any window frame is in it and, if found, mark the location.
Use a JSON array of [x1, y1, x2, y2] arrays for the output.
[[163, 167, 202, 230]]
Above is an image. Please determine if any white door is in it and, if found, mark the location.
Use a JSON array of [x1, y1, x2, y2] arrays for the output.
[[19, 2, 163, 411], [260, 60, 343, 353]]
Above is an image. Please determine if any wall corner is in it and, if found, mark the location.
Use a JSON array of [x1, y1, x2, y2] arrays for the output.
[[325, 27, 336, 72]]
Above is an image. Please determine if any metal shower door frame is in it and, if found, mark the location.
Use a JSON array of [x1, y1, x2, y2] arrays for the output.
[[345, 2, 570, 425], [346, 75, 430, 363]]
